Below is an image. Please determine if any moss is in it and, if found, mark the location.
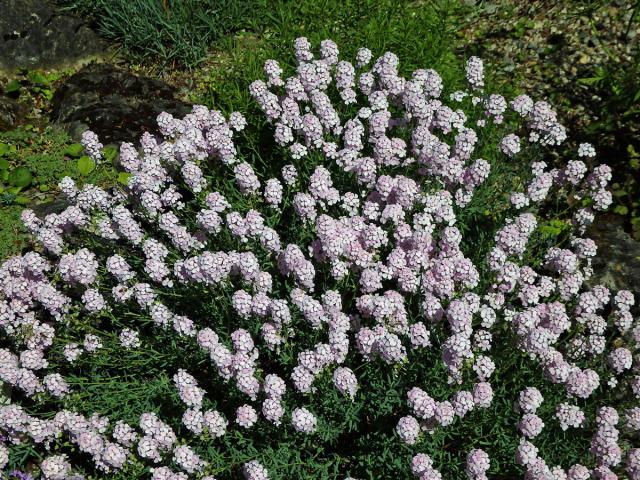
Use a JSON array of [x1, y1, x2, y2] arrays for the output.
[[0, 204, 30, 258]]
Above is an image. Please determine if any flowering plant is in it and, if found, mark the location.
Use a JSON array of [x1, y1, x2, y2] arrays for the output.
[[0, 38, 638, 480]]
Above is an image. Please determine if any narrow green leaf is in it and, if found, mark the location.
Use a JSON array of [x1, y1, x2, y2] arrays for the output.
[[577, 76, 603, 86], [5, 79, 21, 94]]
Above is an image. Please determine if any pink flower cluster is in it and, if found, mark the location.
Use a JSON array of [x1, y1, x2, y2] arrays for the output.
[[0, 37, 636, 480]]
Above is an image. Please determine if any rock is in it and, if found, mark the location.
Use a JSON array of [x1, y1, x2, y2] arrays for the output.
[[30, 195, 70, 218], [0, 0, 106, 72], [0, 95, 27, 131], [51, 64, 192, 143], [587, 214, 640, 294]]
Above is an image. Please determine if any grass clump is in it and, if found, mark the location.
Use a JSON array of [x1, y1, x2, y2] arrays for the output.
[[58, 0, 263, 68]]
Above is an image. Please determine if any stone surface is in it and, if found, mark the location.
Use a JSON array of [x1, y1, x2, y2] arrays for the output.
[[51, 64, 192, 143], [587, 214, 640, 294], [0, 0, 106, 72], [0, 95, 27, 131], [30, 195, 70, 219]]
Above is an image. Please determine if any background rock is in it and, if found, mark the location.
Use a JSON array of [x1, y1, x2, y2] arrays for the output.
[[0, 95, 27, 131], [587, 214, 640, 293], [0, 0, 106, 72], [51, 64, 192, 143]]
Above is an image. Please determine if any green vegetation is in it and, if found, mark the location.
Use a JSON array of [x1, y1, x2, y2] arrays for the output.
[[58, 0, 261, 68], [578, 45, 640, 239], [0, 3, 638, 476], [193, 0, 471, 107], [0, 125, 118, 259]]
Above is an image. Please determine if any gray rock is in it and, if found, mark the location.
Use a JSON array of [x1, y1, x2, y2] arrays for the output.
[[30, 195, 70, 218], [587, 214, 640, 294], [0, 0, 106, 72], [0, 95, 26, 131], [51, 63, 192, 143]]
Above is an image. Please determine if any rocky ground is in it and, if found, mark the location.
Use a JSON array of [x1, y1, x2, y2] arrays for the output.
[[459, 0, 639, 146]]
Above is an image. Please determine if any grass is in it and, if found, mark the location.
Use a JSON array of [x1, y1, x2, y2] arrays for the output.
[[58, 0, 263, 68], [196, 0, 469, 108], [0, 205, 29, 261]]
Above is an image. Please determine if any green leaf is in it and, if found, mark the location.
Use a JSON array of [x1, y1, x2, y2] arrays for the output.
[[0, 159, 9, 170], [4, 79, 21, 94], [613, 205, 629, 215], [634, 88, 640, 103], [14, 196, 30, 205], [577, 74, 605, 86], [117, 172, 132, 185], [539, 219, 567, 237], [40, 88, 53, 101], [0, 143, 10, 157], [77, 156, 96, 176], [39, 184, 50, 192], [103, 145, 118, 163], [8, 167, 32, 188], [0, 170, 8, 182], [64, 143, 85, 158], [27, 71, 48, 85]]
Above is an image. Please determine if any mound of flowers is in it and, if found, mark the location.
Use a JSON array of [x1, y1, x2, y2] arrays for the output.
[[0, 38, 638, 480]]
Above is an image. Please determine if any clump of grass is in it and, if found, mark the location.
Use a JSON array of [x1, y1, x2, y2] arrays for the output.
[[196, 0, 471, 111], [57, 0, 263, 68]]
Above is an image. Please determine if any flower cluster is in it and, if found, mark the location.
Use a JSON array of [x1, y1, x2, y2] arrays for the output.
[[0, 38, 637, 480]]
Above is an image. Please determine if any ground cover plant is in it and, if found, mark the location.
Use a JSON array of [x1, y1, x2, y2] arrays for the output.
[[0, 124, 118, 260], [0, 36, 639, 480]]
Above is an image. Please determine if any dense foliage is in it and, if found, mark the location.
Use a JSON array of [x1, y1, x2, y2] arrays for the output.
[[0, 39, 638, 480]]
